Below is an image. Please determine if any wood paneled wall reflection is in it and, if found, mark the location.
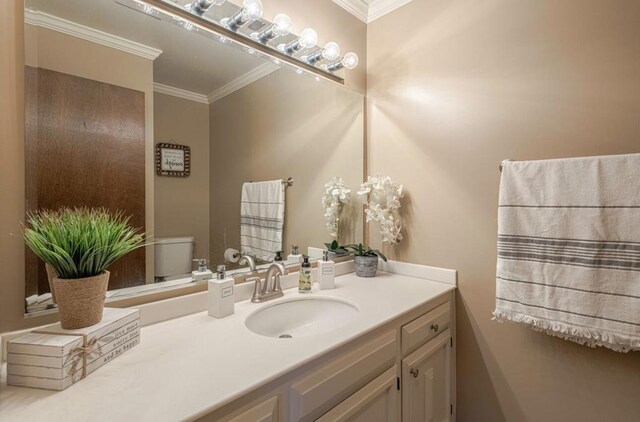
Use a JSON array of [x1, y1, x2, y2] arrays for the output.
[[25, 67, 146, 297]]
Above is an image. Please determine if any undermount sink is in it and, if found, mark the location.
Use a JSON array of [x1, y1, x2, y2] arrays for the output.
[[245, 296, 359, 338]]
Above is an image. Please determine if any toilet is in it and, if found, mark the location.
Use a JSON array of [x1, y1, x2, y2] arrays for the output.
[[154, 236, 195, 281]]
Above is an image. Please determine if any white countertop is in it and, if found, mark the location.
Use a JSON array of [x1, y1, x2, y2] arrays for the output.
[[0, 270, 454, 422]]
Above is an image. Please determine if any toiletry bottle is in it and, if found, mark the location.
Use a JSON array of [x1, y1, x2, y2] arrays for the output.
[[318, 250, 335, 290], [274, 250, 284, 262], [299, 256, 312, 293], [287, 245, 303, 264], [208, 265, 234, 318]]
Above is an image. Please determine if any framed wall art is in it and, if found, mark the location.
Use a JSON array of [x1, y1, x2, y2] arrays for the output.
[[155, 143, 190, 177]]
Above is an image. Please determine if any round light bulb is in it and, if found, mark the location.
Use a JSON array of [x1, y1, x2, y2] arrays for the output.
[[242, 0, 263, 20], [299, 28, 318, 49], [342, 52, 359, 70], [322, 42, 340, 61], [272, 13, 292, 35]]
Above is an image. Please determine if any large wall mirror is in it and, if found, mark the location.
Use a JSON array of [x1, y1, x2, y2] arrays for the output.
[[24, 0, 364, 314]]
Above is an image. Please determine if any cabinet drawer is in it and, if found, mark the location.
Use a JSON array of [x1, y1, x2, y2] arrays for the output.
[[290, 330, 397, 422], [401, 302, 450, 356], [316, 365, 399, 422], [227, 396, 279, 422]]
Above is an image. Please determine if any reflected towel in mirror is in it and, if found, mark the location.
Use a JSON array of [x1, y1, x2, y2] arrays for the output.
[[240, 180, 285, 262]]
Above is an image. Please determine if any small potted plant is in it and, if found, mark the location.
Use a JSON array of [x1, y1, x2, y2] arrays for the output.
[[345, 243, 387, 277], [324, 240, 350, 257], [23, 208, 146, 329]]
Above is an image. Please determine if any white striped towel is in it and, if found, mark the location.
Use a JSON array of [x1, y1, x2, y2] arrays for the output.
[[493, 153, 640, 352], [240, 180, 285, 262]]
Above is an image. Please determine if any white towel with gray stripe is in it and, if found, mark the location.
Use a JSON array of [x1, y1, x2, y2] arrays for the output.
[[240, 180, 284, 262], [493, 153, 640, 352]]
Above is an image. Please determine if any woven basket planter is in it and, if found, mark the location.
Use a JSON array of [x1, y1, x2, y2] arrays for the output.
[[354, 255, 379, 277], [52, 271, 109, 329]]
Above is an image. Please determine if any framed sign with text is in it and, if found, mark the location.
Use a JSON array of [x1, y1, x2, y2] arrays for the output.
[[155, 143, 190, 177]]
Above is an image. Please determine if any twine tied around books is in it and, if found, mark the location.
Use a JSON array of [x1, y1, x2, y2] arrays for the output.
[[32, 331, 111, 381]]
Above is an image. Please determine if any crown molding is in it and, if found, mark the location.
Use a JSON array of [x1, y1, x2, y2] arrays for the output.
[[207, 62, 280, 103], [332, 0, 368, 23], [153, 83, 209, 104], [333, 0, 415, 23], [24, 9, 162, 60]]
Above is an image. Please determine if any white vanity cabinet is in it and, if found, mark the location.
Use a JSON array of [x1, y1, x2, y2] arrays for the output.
[[316, 366, 399, 422], [401, 331, 452, 422], [202, 292, 455, 422]]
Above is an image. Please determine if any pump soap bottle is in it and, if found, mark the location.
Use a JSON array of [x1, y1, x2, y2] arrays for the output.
[[318, 250, 335, 290], [299, 255, 312, 293], [287, 245, 303, 264]]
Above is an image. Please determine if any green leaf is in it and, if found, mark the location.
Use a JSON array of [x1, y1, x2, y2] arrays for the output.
[[22, 207, 148, 279]]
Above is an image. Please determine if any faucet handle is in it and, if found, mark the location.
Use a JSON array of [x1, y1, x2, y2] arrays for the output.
[[248, 276, 263, 303]]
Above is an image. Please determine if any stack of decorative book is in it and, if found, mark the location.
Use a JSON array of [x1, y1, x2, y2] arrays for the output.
[[6, 307, 140, 391]]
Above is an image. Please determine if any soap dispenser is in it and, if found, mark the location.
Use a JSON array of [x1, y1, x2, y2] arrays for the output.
[[299, 255, 312, 293], [208, 265, 234, 318], [192, 259, 214, 282], [318, 250, 335, 290], [287, 245, 303, 264]]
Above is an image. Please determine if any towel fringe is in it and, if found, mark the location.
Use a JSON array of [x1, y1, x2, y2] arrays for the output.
[[492, 308, 640, 353]]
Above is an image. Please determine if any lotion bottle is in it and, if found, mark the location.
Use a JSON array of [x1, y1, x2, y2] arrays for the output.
[[318, 250, 335, 290], [299, 256, 312, 293]]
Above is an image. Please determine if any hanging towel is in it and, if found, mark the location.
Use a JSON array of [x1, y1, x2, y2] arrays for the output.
[[240, 180, 285, 262], [493, 153, 640, 352]]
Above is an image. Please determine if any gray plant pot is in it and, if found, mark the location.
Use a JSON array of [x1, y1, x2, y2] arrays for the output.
[[354, 255, 379, 277]]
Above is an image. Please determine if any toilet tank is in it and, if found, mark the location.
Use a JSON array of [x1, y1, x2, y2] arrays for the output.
[[154, 236, 195, 279]]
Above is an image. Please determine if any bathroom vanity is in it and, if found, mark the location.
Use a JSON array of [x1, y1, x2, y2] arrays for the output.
[[0, 262, 456, 421]]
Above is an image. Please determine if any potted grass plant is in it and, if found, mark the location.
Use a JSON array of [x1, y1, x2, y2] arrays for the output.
[[23, 208, 146, 329], [345, 243, 387, 277]]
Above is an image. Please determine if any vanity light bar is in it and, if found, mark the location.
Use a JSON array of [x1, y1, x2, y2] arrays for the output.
[[138, 0, 349, 83], [179, 0, 357, 74]]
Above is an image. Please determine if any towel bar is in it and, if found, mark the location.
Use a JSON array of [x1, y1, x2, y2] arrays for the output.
[[248, 177, 294, 187], [499, 159, 512, 172]]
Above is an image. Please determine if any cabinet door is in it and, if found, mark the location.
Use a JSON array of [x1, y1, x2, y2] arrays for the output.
[[227, 396, 279, 422], [317, 366, 398, 422], [402, 330, 451, 422]]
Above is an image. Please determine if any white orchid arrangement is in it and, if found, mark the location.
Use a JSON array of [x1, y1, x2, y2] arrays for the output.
[[358, 175, 404, 244], [322, 177, 351, 239]]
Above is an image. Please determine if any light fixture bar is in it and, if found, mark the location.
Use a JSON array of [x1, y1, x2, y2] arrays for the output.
[[138, 0, 346, 83]]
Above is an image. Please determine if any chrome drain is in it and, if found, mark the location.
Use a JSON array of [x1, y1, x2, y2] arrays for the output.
[[278, 334, 292, 339]]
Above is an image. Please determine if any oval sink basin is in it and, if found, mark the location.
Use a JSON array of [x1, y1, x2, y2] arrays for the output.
[[245, 297, 359, 338]]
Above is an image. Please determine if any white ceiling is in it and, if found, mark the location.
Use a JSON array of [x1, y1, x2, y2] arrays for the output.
[[333, 0, 415, 23], [26, 0, 275, 97]]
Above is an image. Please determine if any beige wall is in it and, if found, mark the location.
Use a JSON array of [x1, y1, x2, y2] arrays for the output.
[[367, 0, 640, 420], [263, 0, 367, 93], [154, 92, 210, 263], [209, 68, 364, 265]]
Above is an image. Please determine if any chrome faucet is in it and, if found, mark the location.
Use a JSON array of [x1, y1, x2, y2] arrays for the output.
[[250, 262, 287, 303], [238, 254, 257, 272]]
